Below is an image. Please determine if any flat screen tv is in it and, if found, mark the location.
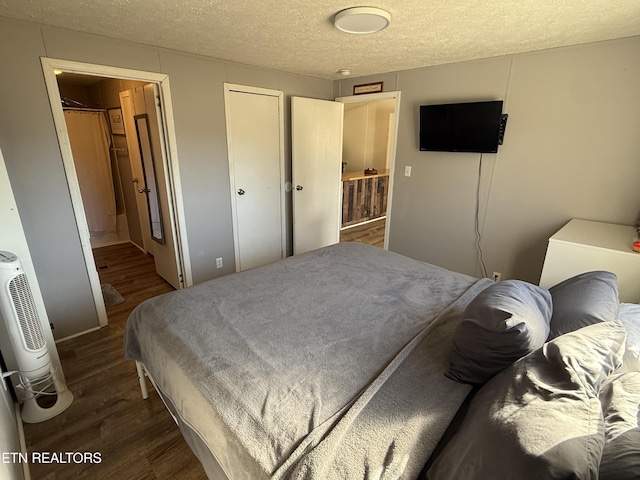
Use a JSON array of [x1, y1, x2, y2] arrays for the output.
[[420, 100, 505, 153]]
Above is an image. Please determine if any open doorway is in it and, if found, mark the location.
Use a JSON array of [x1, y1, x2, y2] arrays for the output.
[[336, 92, 400, 250], [56, 74, 147, 251], [41, 59, 191, 335]]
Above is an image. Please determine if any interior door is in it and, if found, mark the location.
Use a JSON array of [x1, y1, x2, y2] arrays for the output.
[[291, 97, 344, 255], [120, 90, 151, 252], [142, 84, 182, 289], [119, 86, 182, 289], [225, 85, 285, 271]]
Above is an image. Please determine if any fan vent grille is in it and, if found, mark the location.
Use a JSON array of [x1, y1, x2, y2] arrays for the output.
[[8, 273, 45, 351]]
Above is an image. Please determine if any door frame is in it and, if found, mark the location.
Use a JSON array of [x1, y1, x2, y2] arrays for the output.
[[41, 58, 192, 328], [335, 91, 402, 250], [223, 83, 286, 272]]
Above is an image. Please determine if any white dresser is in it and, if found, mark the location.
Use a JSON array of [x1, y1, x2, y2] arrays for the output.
[[539, 219, 640, 302]]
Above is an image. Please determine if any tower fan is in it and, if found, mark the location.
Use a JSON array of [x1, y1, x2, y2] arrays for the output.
[[0, 251, 73, 423]]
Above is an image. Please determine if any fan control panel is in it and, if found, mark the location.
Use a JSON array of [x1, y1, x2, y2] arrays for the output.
[[0, 251, 18, 263]]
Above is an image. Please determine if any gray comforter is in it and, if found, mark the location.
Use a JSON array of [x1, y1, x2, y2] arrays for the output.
[[124, 242, 491, 479]]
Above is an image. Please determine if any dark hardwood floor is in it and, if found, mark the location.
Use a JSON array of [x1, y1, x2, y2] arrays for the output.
[[22, 242, 207, 480]]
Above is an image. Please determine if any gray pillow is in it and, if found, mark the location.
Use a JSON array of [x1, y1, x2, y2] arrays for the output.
[[428, 321, 627, 480], [598, 371, 640, 480], [447, 280, 552, 384], [548, 271, 619, 340]]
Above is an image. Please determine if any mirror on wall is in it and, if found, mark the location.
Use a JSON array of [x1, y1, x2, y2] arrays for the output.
[[134, 114, 164, 244]]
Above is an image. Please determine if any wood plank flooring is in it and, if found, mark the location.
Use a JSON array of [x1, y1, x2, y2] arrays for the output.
[[340, 217, 386, 248], [22, 243, 207, 480]]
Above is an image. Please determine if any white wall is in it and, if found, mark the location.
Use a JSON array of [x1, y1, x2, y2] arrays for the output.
[[0, 17, 333, 339], [343, 99, 395, 172], [337, 36, 640, 283]]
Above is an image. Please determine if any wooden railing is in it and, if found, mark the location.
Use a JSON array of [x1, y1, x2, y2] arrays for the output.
[[342, 174, 389, 227]]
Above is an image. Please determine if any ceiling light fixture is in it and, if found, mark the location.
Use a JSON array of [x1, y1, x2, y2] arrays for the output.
[[334, 7, 391, 34], [338, 69, 352, 76]]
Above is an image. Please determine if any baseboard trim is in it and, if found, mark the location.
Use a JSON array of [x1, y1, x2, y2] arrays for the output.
[[54, 326, 102, 344]]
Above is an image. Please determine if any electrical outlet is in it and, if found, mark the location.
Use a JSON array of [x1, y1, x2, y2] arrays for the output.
[[492, 272, 501, 282], [216, 257, 223, 269], [404, 165, 412, 177]]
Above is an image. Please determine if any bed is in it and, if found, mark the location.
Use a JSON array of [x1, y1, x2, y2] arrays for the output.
[[123, 242, 640, 479]]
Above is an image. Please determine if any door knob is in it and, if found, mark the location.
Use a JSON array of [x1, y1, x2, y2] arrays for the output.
[[238, 189, 245, 195], [296, 185, 303, 191]]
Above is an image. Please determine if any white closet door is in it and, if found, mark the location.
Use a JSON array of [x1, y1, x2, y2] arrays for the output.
[[292, 96, 343, 255], [225, 85, 284, 271]]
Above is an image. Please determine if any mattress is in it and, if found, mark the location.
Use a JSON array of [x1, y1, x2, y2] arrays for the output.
[[124, 242, 492, 479]]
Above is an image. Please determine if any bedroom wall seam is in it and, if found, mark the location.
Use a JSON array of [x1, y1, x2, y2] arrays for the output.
[[39, 25, 48, 57]]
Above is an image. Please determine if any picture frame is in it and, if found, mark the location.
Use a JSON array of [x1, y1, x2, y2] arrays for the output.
[[108, 108, 125, 135], [353, 81, 383, 95]]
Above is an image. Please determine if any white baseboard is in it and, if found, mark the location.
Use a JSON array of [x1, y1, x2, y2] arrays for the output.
[[54, 325, 102, 344]]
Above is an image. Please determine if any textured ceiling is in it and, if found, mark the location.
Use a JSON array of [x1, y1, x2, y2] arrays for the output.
[[1, 0, 640, 79]]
